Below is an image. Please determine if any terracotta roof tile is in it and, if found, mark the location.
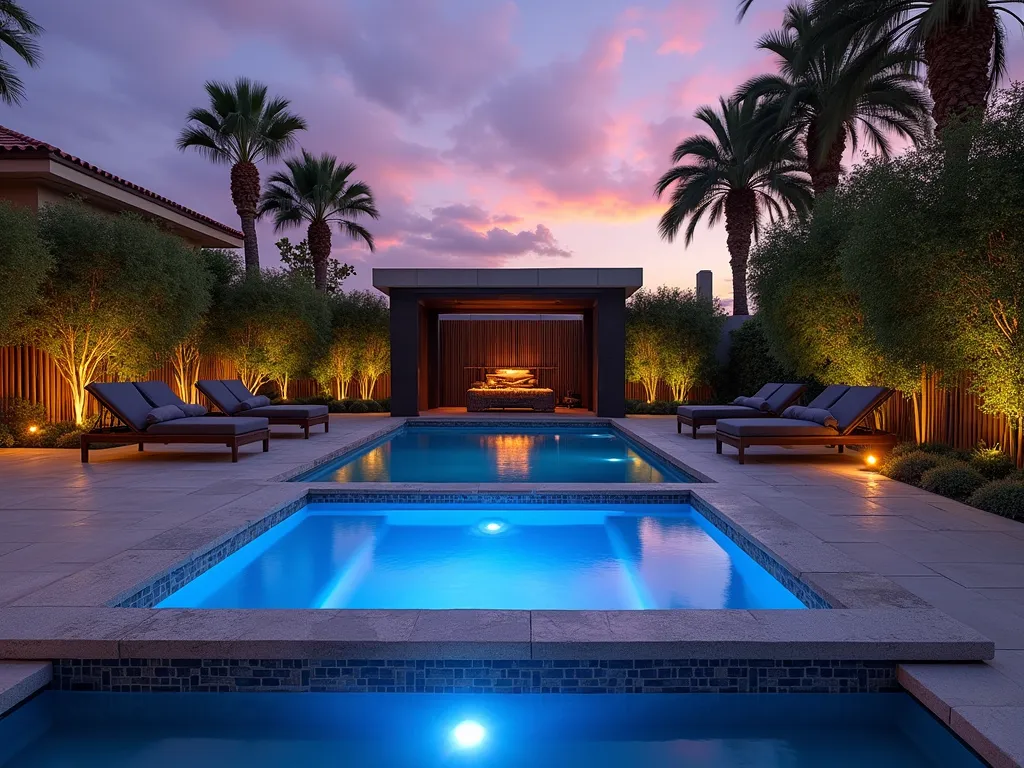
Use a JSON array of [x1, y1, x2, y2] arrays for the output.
[[0, 125, 243, 240]]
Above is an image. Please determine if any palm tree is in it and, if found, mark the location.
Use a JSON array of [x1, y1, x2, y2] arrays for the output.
[[738, 2, 931, 195], [655, 96, 813, 315], [259, 150, 379, 292], [178, 78, 307, 275], [743, 0, 1024, 132], [0, 0, 42, 106]]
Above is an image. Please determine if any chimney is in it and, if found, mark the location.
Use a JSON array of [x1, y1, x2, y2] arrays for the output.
[[696, 270, 712, 300]]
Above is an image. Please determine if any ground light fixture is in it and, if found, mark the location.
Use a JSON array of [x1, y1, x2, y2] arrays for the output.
[[27, 425, 38, 434], [452, 720, 486, 749], [865, 454, 879, 468]]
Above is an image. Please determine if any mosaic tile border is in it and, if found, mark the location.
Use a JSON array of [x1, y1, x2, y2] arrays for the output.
[[51, 658, 900, 694], [114, 496, 308, 609]]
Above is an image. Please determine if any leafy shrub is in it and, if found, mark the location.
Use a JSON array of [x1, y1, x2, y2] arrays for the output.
[[880, 450, 950, 485], [340, 399, 356, 411], [377, 397, 390, 413], [328, 400, 347, 413], [969, 444, 1016, 480], [348, 400, 369, 414], [920, 462, 988, 502], [968, 479, 1024, 521], [0, 424, 14, 448], [53, 430, 84, 450], [363, 399, 382, 413], [0, 398, 48, 438]]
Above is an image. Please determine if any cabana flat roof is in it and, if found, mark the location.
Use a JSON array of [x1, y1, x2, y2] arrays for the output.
[[372, 268, 643, 296]]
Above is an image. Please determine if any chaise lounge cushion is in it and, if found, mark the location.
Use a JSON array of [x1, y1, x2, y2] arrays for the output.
[[145, 405, 187, 425], [236, 395, 271, 411], [716, 417, 839, 438], [830, 386, 890, 434], [732, 396, 772, 411], [764, 383, 807, 414], [678, 404, 765, 420], [243, 404, 329, 419], [86, 382, 155, 432], [807, 384, 850, 410], [135, 381, 207, 416], [145, 416, 269, 435], [223, 380, 256, 402], [196, 380, 244, 414]]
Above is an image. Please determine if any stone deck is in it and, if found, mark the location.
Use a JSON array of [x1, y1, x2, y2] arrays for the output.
[[0, 414, 1022, 764]]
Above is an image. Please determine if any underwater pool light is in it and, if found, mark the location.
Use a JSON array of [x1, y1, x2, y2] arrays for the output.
[[478, 520, 507, 534], [453, 720, 486, 748]]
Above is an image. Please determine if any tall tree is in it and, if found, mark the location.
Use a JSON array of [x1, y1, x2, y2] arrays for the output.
[[654, 96, 812, 315], [739, 2, 930, 194], [177, 78, 307, 275], [0, 0, 42, 106], [259, 151, 378, 292]]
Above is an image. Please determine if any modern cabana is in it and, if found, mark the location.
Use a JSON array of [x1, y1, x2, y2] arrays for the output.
[[372, 268, 642, 418]]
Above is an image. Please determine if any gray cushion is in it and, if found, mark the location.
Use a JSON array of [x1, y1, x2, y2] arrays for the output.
[[678, 404, 762, 420], [145, 416, 269, 436], [135, 380, 185, 408], [180, 403, 208, 417], [197, 380, 243, 414], [752, 383, 784, 399], [764, 383, 806, 414], [782, 405, 839, 429], [236, 395, 271, 411], [244, 404, 329, 419], [733, 396, 772, 411], [807, 385, 850, 410], [145, 405, 187, 425], [223, 380, 254, 402], [86, 382, 154, 432], [716, 418, 839, 438], [829, 386, 890, 434]]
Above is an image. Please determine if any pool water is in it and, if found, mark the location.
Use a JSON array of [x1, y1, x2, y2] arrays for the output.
[[0, 692, 983, 767], [294, 425, 695, 483], [158, 503, 805, 609]]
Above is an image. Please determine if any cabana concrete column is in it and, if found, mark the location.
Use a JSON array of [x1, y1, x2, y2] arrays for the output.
[[373, 269, 642, 418]]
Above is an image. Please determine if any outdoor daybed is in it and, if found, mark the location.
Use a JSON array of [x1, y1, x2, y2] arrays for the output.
[[676, 382, 810, 438], [466, 368, 556, 412], [715, 385, 897, 464], [81, 381, 270, 463], [196, 380, 330, 438]]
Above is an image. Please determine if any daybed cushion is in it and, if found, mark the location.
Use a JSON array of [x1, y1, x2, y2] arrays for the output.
[[782, 406, 839, 429], [764, 383, 807, 414], [678, 404, 761, 420], [244, 404, 329, 419], [716, 417, 839, 438], [86, 381, 154, 432], [135, 380, 210, 416], [197, 380, 243, 414], [145, 416, 269, 436], [237, 395, 271, 411], [830, 386, 889, 434], [224, 380, 255, 402], [807, 385, 850, 410], [751, 383, 783, 399], [145, 405, 186, 424]]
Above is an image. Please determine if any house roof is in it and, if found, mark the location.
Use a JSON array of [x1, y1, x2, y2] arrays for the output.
[[0, 125, 243, 240]]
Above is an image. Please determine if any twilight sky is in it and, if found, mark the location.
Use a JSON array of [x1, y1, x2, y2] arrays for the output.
[[6, 0, 1024, 306]]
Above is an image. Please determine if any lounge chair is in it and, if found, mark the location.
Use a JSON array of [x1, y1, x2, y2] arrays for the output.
[[81, 382, 270, 463], [676, 382, 809, 439], [715, 385, 897, 464], [196, 379, 329, 438]]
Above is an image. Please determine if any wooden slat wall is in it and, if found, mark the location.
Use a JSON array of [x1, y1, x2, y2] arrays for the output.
[[0, 345, 390, 421], [439, 319, 587, 408]]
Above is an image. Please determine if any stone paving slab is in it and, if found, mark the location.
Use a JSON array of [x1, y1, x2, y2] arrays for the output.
[[0, 661, 51, 716]]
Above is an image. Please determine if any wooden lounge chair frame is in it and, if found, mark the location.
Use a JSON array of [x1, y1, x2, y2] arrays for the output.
[[195, 380, 330, 439], [80, 388, 270, 463], [715, 390, 897, 464], [676, 383, 807, 439]]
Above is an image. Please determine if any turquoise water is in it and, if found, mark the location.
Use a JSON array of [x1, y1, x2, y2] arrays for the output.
[[158, 503, 805, 609], [294, 425, 695, 483], [0, 693, 983, 767]]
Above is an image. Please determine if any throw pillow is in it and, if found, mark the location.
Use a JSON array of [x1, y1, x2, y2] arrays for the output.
[[180, 403, 207, 417], [782, 405, 839, 429], [236, 395, 271, 411], [145, 405, 187, 425]]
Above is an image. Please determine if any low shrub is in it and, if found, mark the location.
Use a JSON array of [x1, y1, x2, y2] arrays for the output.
[[52, 430, 84, 450], [880, 450, 949, 485], [626, 400, 682, 415], [377, 397, 390, 413], [969, 445, 1016, 480], [340, 399, 356, 411], [348, 400, 369, 414], [0, 397, 47, 438], [38, 420, 85, 448], [328, 400, 347, 413], [968, 479, 1024, 521], [920, 462, 988, 502], [0, 424, 14, 448]]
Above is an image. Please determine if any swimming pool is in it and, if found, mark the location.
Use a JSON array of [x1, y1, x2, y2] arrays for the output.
[[158, 502, 804, 609], [0, 692, 983, 767], [294, 425, 696, 483]]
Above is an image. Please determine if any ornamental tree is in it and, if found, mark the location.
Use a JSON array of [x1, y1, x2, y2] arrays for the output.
[[349, 290, 390, 400], [28, 201, 211, 425], [0, 201, 51, 345], [206, 270, 330, 397]]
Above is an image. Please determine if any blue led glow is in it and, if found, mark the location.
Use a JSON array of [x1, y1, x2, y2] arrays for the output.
[[452, 720, 486, 748], [478, 520, 507, 534]]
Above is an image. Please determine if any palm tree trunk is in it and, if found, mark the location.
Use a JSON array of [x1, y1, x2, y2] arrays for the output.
[[807, 126, 847, 196], [924, 5, 996, 132], [231, 161, 261, 275], [308, 220, 332, 292], [724, 189, 755, 316]]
